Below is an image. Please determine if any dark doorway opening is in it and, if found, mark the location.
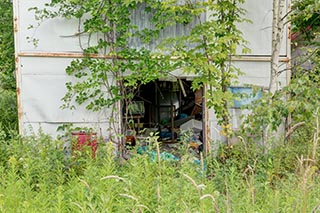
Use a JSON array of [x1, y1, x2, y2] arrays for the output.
[[123, 79, 204, 153]]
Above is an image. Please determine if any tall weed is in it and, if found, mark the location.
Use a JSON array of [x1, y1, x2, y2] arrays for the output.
[[0, 122, 319, 212], [0, 89, 18, 137]]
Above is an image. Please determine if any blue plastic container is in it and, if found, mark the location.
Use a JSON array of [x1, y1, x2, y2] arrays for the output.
[[229, 87, 262, 108]]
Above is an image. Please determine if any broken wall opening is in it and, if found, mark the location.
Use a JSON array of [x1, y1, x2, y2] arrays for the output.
[[122, 79, 205, 153]]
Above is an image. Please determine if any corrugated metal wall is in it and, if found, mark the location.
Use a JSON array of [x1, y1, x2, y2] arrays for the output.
[[129, 2, 204, 50]]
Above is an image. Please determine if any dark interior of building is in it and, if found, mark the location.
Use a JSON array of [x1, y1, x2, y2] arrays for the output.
[[123, 79, 204, 152]]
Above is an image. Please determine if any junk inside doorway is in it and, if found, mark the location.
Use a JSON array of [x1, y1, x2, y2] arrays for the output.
[[123, 79, 204, 155]]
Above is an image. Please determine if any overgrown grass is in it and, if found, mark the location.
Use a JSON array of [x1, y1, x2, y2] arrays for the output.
[[0, 88, 18, 137], [0, 117, 319, 213]]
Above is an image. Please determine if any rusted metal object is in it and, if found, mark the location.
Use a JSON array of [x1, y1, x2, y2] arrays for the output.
[[13, 0, 23, 134], [18, 51, 290, 62], [18, 51, 120, 59]]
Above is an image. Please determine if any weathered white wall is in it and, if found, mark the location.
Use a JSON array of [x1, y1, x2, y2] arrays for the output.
[[14, 0, 290, 143], [16, 0, 83, 52], [14, 0, 114, 136], [207, 0, 291, 144], [238, 0, 289, 56], [18, 54, 114, 136]]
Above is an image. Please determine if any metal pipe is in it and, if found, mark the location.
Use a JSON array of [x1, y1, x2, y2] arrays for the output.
[[18, 51, 290, 62], [170, 86, 174, 143], [203, 84, 210, 155], [231, 56, 289, 62], [13, 0, 23, 134], [18, 51, 119, 59]]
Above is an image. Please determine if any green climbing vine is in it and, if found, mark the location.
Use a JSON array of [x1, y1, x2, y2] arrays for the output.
[[30, 0, 249, 148], [158, 0, 250, 144]]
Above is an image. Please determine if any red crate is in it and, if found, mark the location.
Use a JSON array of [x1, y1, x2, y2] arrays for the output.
[[71, 131, 97, 158]]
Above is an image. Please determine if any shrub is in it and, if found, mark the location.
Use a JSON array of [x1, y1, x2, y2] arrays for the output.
[[0, 88, 18, 136], [0, 128, 319, 212]]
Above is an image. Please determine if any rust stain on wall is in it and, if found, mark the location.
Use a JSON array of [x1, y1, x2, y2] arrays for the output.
[[14, 17, 18, 33]]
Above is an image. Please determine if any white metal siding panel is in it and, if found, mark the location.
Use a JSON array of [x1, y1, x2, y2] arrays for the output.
[[238, 0, 289, 56], [235, 61, 287, 88], [21, 75, 112, 123], [14, 0, 291, 140], [18, 0, 84, 52]]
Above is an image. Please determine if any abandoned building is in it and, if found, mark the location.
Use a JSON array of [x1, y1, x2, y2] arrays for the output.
[[13, 0, 291, 152]]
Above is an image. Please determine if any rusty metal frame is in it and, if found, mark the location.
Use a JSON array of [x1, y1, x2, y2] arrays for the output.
[[13, 0, 23, 134], [203, 84, 210, 155], [18, 51, 290, 62]]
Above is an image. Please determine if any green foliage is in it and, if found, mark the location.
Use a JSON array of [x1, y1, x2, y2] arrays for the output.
[[158, 0, 250, 139], [4, 1, 316, 210], [0, 124, 319, 212], [291, 0, 320, 44], [242, 46, 319, 142], [0, 0, 17, 136], [241, 0, 319, 145], [30, 0, 249, 145], [30, 0, 173, 112], [0, 0, 15, 90], [0, 89, 18, 136], [29, 1, 177, 149]]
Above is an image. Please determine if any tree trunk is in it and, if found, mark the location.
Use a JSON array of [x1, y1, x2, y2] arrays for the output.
[[270, 0, 285, 93], [264, 0, 286, 146]]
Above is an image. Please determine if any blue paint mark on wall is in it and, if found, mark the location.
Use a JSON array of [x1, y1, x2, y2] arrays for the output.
[[229, 87, 263, 108]]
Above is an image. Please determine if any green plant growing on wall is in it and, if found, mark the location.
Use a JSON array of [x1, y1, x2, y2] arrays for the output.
[[0, 0, 18, 136], [291, 0, 320, 45], [158, 0, 250, 145], [30, 0, 249, 151], [0, 0, 15, 91], [241, 51, 319, 144], [241, 0, 319, 145], [29, 0, 181, 154]]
